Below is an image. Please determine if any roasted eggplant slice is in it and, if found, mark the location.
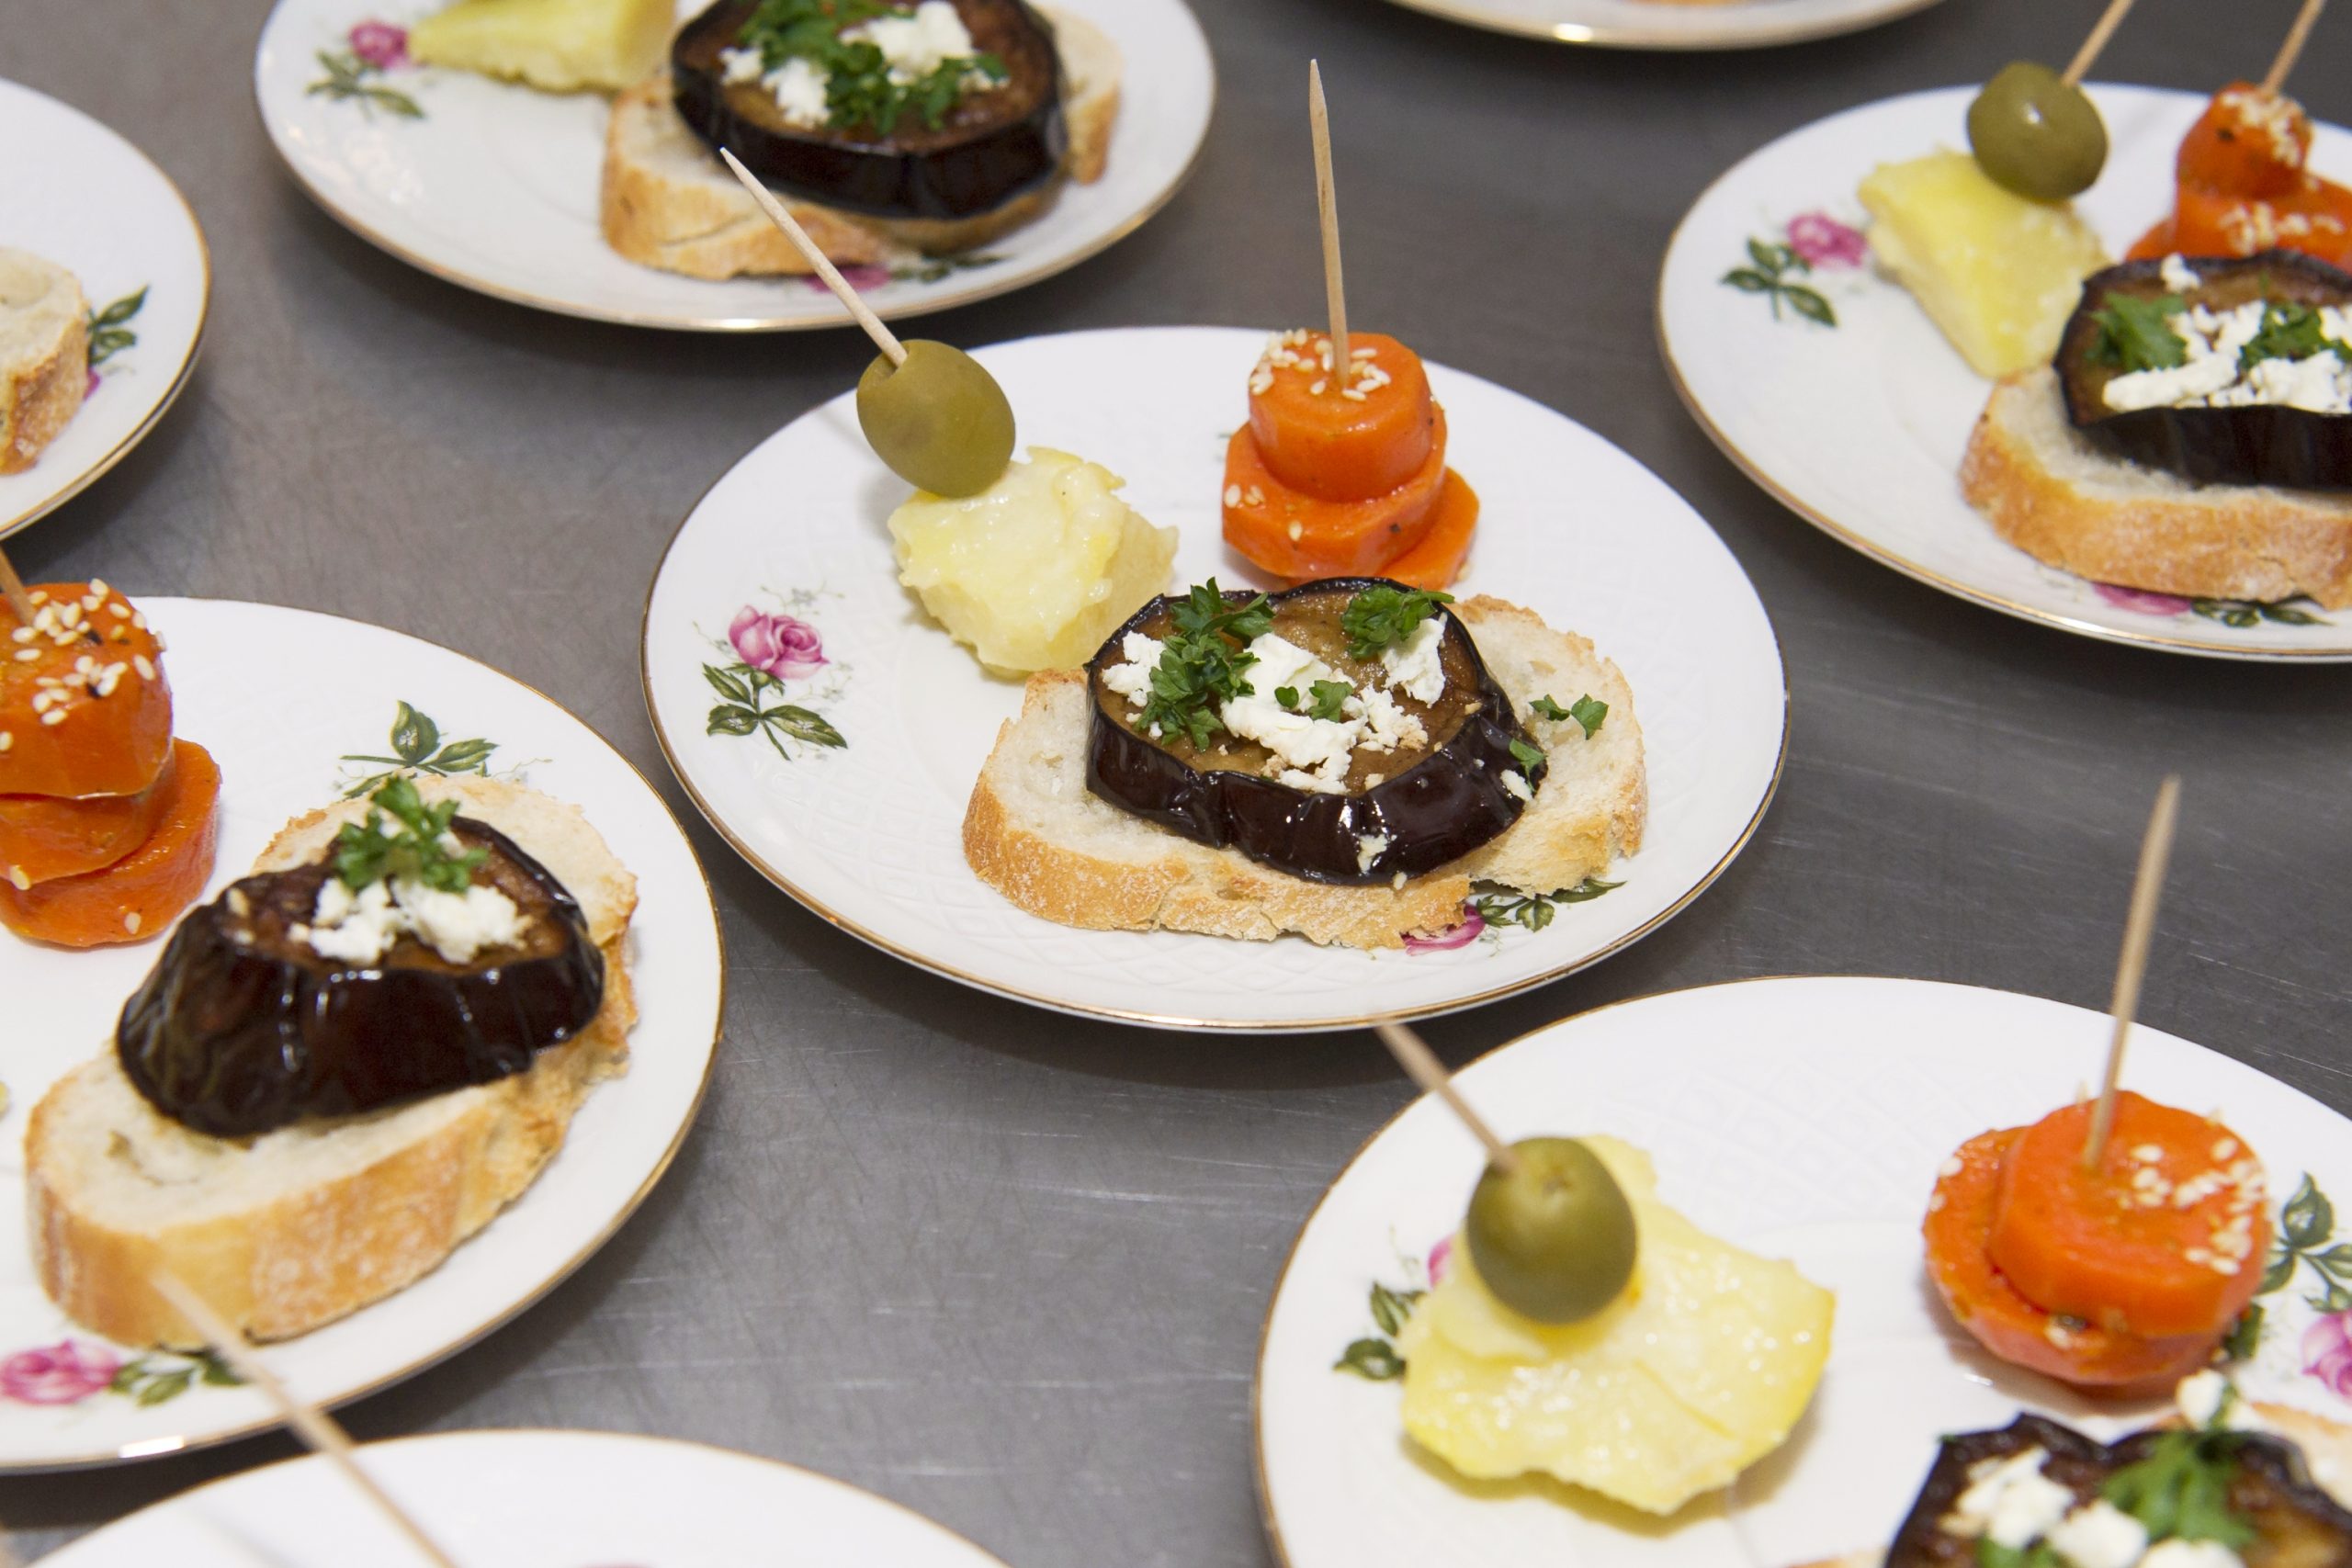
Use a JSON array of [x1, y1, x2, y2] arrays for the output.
[[2059, 250, 2352, 489], [117, 818, 605, 1138], [1085, 579, 1540, 886], [671, 0, 1067, 221], [1883, 1413, 2352, 1568]]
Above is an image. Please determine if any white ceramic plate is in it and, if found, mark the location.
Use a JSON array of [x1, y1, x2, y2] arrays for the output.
[[41, 1427, 1012, 1567], [1257, 976, 2352, 1568], [0, 599, 723, 1472], [642, 325, 1783, 1032], [1377, 0, 1947, 51], [252, 0, 1212, 332], [0, 79, 208, 540], [1662, 85, 2352, 660]]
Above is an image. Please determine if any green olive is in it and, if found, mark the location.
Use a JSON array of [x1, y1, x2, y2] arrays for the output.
[[1967, 61, 2109, 202], [855, 340, 1017, 498], [1464, 1136, 1637, 1325]]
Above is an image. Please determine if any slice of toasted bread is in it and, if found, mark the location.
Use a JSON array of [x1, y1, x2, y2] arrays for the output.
[[25, 775, 639, 1349], [598, 7, 1122, 280], [0, 249, 89, 476], [1961, 366, 2352, 610], [961, 596, 1645, 951]]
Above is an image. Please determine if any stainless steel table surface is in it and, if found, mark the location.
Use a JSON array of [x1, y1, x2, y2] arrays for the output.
[[6, 0, 2349, 1559]]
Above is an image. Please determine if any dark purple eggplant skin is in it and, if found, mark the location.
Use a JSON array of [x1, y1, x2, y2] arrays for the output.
[[2061, 249, 2352, 490], [1881, 1413, 2352, 1568], [116, 818, 605, 1139], [671, 0, 1066, 221], [1084, 580, 1542, 887]]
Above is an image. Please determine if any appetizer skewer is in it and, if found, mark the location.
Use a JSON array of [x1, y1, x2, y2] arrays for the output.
[[1966, 0, 2134, 200]]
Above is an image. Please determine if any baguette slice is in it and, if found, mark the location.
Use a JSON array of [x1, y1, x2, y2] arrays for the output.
[[962, 596, 1645, 951], [1962, 366, 2352, 610], [0, 249, 89, 476], [599, 7, 1122, 280], [26, 775, 639, 1349]]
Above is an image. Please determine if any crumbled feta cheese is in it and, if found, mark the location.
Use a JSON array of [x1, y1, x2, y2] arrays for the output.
[[1221, 633, 1361, 793], [1352, 687, 1427, 754], [1944, 1449, 2073, 1549], [2159, 254, 2201, 294], [719, 45, 765, 84], [2140, 1542, 2244, 1568], [762, 55, 831, 129], [845, 0, 982, 84], [2176, 1369, 2233, 1429], [305, 877, 404, 965], [304, 874, 526, 966], [1499, 769, 1532, 803], [2046, 1501, 2148, 1568], [2104, 298, 2352, 415], [1100, 632, 1162, 709], [1354, 833, 1389, 874], [1380, 615, 1448, 705]]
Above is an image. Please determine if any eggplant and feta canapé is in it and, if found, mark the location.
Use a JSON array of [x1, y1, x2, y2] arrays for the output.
[[1085, 580, 1547, 886], [671, 0, 1066, 221], [117, 777, 604, 1138], [2059, 251, 2352, 489], [1876, 1393, 2352, 1568]]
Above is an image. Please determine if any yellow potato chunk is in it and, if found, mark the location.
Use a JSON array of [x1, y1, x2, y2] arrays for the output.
[[1396, 1137, 1833, 1516], [888, 447, 1178, 676], [1859, 150, 2109, 378], [408, 0, 672, 93]]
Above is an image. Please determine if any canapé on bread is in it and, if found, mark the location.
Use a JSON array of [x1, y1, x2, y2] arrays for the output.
[[599, 6, 1121, 279], [25, 775, 638, 1349], [961, 595, 1645, 950], [0, 249, 89, 476]]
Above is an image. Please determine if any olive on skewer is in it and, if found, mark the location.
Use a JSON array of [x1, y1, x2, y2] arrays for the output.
[[856, 340, 1017, 499], [1968, 61, 2109, 202]]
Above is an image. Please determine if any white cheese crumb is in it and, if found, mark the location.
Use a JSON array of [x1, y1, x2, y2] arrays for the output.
[[2141, 1542, 2245, 1568], [846, 1, 983, 84], [761, 55, 831, 129], [1944, 1449, 2072, 1549], [1499, 769, 1532, 803], [1221, 633, 1361, 793], [1354, 833, 1389, 874], [2046, 1501, 2148, 1568], [2176, 1369, 2233, 1429], [719, 45, 765, 84], [2159, 253, 2201, 294], [1380, 615, 1448, 704], [1100, 632, 1163, 709], [304, 872, 526, 966]]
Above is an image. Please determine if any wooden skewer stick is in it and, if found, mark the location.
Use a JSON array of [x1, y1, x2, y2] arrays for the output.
[[1374, 1021, 1521, 1178], [2264, 0, 2329, 96], [717, 146, 906, 367], [0, 545, 35, 627], [2061, 0, 2143, 88], [1306, 61, 1351, 390], [2082, 775, 2183, 1170], [150, 1272, 464, 1568]]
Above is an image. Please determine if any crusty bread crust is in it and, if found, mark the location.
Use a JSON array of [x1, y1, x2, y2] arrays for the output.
[[26, 776, 638, 1348], [1961, 368, 2352, 610], [598, 7, 1122, 279], [0, 253, 89, 477], [961, 596, 1645, 951]]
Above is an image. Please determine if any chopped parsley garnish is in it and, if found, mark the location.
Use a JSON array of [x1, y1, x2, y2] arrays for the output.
[[1508, 737, 1546, 774], [1137, 581, 1273, 750], [333, 776, 485, 893], [2236, 299, 2352, 369], [2088, 292, 2188, 373], [2102, 1430, 2254, 1549], [736, 0, 1007, 136], [1340, 585, 1453, 660], [1274, 682, 1350, 720], [1274, 685, 1298, 710], [1530, 693, 1609, 738], [1974, 1540, 2061, 1568]]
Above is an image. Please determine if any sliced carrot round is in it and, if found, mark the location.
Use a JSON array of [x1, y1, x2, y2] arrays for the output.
[[0, 583, 172, 799], [2177, 85, 2310, 200], [1222, 409, 1450, 580], [1926, 1127, 2222, 1393], [0, 739, 220, 948], [0, 742, 178, 887], [1987, 1093, 2269, 1340], [1248, 332, 1435, 502], [1377, 470, 1478, 591]]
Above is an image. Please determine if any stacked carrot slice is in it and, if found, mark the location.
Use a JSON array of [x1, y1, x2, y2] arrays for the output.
[[0, 582, 220, 947], [2128, 83, 2352, 269], [1222, 332, 1479, 589]]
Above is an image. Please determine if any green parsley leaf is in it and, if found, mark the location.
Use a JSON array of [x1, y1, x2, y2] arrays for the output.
[[1568, 694, 1609, 738], [736, 0, 1004, 135], [1136, 581, 1274, 750], [1529, 695, 1570, 722], [2089, 292, 2188, 373], [1975, 1540, 2062, 1568], [2237, 299, 2352, 369], [1274, 685, 1300, 711], [332, 775, 486, 894], [1340, 585, 1453, 660], [1509, 737, 1545, 773], [2103, 1431, 2255, 1549], [1308, 679, 1351, 721]]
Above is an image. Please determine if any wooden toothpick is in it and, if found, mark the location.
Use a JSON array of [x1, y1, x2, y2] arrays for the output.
[[717, 147, 906, 367], [2083, 776, 2183, 1170], [150, 1272, 464, 1568], [1374, 1021, 1521, 1178], [2264, 0, 2329, 95], [0, 546, 35, 627], [1306, 62, 1351, 392], [2062, 0, 2142, 88]]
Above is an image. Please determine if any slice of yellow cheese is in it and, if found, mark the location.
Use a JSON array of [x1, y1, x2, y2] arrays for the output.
[[408, 0, 672, 94]]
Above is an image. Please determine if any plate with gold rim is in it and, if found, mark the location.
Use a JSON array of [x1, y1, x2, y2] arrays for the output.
[[1379, 0, 1948, 51], [0, 597, 722, 1472], [0, 79, 208, 543], [640, 324, 1783, 1032], [40, 1427, 1013, 1566], [1255, 976, 2352, 1568], [250, 0, 1213, 332], [1660, 84, 2352, 660]]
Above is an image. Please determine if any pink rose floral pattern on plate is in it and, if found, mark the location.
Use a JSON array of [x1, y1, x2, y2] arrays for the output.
[[0, 1339, 242, 1408], [2090, 581, 2329, 629], [82, 287, 147, 397], [1721, 211, 1863, 328], [1333, 1238, 1453, 1381], [310, 21, 423, 118], [1404, 877, 1623, 955], [702, 593, 847, 759], [798, 253, 1008, 294]]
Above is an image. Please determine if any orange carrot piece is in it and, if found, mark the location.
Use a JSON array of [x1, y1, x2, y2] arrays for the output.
[[0, 582, 173, 799], [1249, 332, 1436, 502], [1377, 471, 1478, 591], [0, 739, 220, 947], [1222, 410, 1450, 580], [0, 742, 178, 886]]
